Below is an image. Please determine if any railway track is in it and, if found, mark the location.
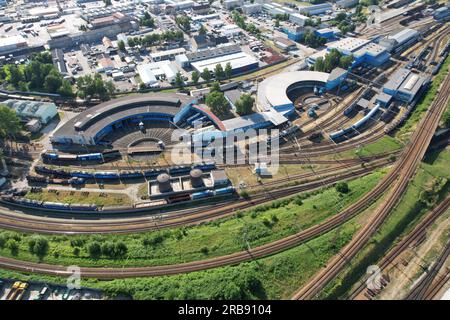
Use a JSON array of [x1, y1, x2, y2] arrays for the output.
[[0, 157, 392, 234], [406, 242, 450, 300], [291, 69, 450, 300], [349, 196, 450, 300]]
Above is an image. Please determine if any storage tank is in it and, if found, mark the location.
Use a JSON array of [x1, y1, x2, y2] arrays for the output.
[[157, 173, 172, 193], [190, 168, 204, 188]]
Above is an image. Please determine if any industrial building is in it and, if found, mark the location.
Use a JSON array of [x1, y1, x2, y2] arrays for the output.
[[325, 37, 390, 67], [381, 68, 428, 104], [298, 3, 333, 15], [190, 51, 259, 76], [51, 93, 195, 145], [315, 28, 340, 40], [223, 0, 243, 10], [242, 3, 262, 15], [433, 5, 450, 21], [4, 100, 58, 125], [150, 48, 186, 61], [51, 48, 68, 75], [378, 28, 420, 53], [283, 26, 316, 42], [273, 37, 297, 52], [184, 44, 242, 64], [289, 13, 309, 27], [0, 35, 28, 54], [257, 70, 347, 116]]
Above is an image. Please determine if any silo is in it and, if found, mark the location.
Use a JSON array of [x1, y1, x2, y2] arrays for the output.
[[157, 173, 172, 193], [190, 168, 204, 188]]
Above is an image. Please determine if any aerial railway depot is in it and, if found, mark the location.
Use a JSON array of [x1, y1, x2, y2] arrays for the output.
[[0, 0, 449, 302]]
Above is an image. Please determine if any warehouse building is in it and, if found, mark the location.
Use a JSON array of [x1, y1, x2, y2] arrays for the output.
[[315, 27, 340, 40], [0, 35, 28, 54], [185, 44, 242, 64], [326, 37, 390, 67], [382, 68, 428, 103], [4, 100, 57, 125], [289, 13, 309, 27], [242, 3, 262, 15], [378, 28, 420, 53], [137, 64, 158, 87], [190, 51, 259, 76], [298, 3, 332, 15], [257, 70, 347, 116], [223, 0, 243, 10], [150, 48, 186, 61], [51, 93, 195, 145]]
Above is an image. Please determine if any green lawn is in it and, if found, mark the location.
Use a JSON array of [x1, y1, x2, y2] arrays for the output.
[[0, 169, 387, 268]]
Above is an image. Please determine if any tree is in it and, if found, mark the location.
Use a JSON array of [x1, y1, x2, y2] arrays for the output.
[[28, 236, 49, 258], [44, 69, 63, 93], [335, 182, 350, 194], [235, 93, 254, 116], [176, 16, 191, 31], [201, 68, 211, 81], [103, 0, 112, 6], [314, 57, 325, 72], [191, 71, 200, 85], [210, 81, 221, 93], [4, 65, 23, 86], [274, 19, 280, 28], [87, 241, 102, 258], [0, 105, 21, 140], [140, 12, 155, 28], [205, 91, 229, 115], [339, 55, 354, 70], [214, 64, 225, 80], [127, 37, 136, 48], [224, 62, 232, 79], [199, 25, 207, 35], [174, 72, 183, 87], [58, 79, 74, 97], [117, 40, 126, 51], [6, 239, 19, 255]]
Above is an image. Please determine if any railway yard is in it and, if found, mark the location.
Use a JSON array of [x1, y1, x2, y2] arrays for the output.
[[0, 0, 449, 303]]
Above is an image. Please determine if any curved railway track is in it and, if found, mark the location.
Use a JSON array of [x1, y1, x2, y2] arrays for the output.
[[349, 196, 450, 300], [291, 69, 450, 300], [406, 242, 450, 300], [0, 157, 391, 234]]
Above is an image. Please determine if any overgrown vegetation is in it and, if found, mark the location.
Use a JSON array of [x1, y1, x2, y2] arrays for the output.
[[0, 52, 73, 96]]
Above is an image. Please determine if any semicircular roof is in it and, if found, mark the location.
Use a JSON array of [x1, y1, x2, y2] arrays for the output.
[[257, 71, 330, 110]]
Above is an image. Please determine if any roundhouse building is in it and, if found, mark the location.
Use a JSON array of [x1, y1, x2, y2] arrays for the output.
[[50, 93, 196, 146], [257, 69, 347, 116]]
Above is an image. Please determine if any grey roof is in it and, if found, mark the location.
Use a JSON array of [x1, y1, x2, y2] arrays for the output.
[[390, 28, 419, 46], [52, 93, 193, 139], [186, 44, 241, 62], [383, 68, 410, 92]]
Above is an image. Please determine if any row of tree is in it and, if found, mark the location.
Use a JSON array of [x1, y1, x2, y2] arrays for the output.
[[118, 30, 184, 51]]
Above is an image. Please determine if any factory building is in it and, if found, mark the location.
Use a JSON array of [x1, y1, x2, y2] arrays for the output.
[[378, 28, 420, 53], [283, 26, 316, 42], [381, 68, 428, 103], [315, 27, 340, 40], [51, 48, 68, 75], [0, 36, 28, 54], [4, 100, 58, 125], [242, 3, 262, 15], [190, 51, 259, 76], [326, 37, 390, 67], [185, 44, 242, 64], [298, 3, 332, 15], [223, 0, 243, 10], [289, 13, 309, 27], [336, 0, 358, 8], [150, 48, 186, 62], [433, 5, 450, 21]]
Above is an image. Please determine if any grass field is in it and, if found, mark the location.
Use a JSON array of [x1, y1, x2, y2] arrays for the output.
[[0, 169, 387, 268], [25, 190, 132, 206]]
